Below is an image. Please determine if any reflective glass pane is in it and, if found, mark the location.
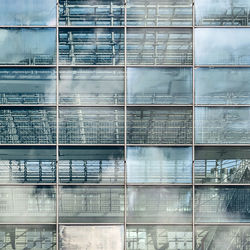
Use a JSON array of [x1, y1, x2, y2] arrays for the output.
[[59, 146, 124, 183], [0, 108, 56, 144], [127, 187, 192, 223], [127, 107, 192, 144], [195, 0, 250, 26], [59, 186, 124, 223], [127, 68, 192, 104], [0, 146, 56, 184], [127, 147, 192, 183], [195, 68, 250, 104], [0, 28, 56, 65], [196, 226, 250, 250], [195, 107, 250, 144], [0, 68, 56, 104], [0, 225, 56, 250], [195, 28, 250, 65], [59, 28, 124, 65], [127, 226, 192, 250], [195, 187, 250, 222], [127, 0, 192, 26], [0, 186, 56, 223], [59, 0, 124, 26], [0, 0, 56, 26], [195, 147, 250, 184], [59, 68, 124, 105], [60, 225, 124, 250], [127, 28, 192, 65], [59, 107, 124, 144]]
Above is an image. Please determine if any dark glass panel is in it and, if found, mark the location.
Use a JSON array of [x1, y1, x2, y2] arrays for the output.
[[127, 107, 192, 144], [59, 186, 124, 223], [59, 67, 124, 105], [127, 67, 192, 104], [59, 146, 124, 183], [127, 146, 192, 183]]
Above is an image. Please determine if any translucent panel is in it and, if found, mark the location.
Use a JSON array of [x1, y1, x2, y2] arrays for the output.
[[127, 226, 192, 250], [59, 186, 124, 223], [127, 107, 192, 144], [59, 0, 124, 26], [0, 28, 56, 65], [0, 0, 56, 26], [127, 68, 192, 104], [195, 147, 250, 184], [196, 226, 250, 250], [0, 186, 56, 223], [0, 68, 56, 104], [195, 28, 250, 65], [59, 107, 124, 144], [59, 146, 124, 183], [195, 0, 250, 26], [59, 28, 124, 65], [195, 107, 250, 144], [60, 225, 124, 250], [0, 225, 56, 250], [0, 108, 56, 144], [195, 68, 250, 104], [127, 28, 192, 65], [59, 68, 124, 105], [127, 147, 192, 183], [0, 146, 56, 184], [195, 187, 250, 222], [127, 0, 192, 26], [127, 187, 192, 223]]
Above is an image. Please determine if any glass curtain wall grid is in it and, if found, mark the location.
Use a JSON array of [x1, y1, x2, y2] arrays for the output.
[[0, 0, 250, 249]]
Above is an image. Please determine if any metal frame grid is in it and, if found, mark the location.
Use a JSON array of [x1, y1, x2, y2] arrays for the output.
[[0, 0, 250, 249]]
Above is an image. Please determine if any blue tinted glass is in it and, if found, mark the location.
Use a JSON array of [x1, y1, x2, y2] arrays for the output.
[[127, 147, 192, 183], [127, 68, 192, 104], [0, 68, 56, 104], [0, 28, 56, 65], [0, 0, 56, 25], [195, 28, 250, 65]]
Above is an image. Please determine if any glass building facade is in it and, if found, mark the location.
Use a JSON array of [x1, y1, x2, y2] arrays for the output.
[[0, 0, 250, 249]]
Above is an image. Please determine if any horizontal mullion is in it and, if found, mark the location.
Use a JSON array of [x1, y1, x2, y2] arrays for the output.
[[194, 26, 250, 28], [195, 65, 250, 68], [0, 25, 56, 28], [195, 104, 250, 107]]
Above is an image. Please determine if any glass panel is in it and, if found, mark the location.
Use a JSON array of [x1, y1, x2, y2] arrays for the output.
[[195, 68, 250, 104], [195, 147, 250, 184], [127, 187, 192, 223], [127, 107, 192, 144], [59, 146, 124, 183], [0, 225, 56, 250], [59, 225, 124, 250], [127, 226, 192, 250], [127, 28, 192, 65], [195, 28, 250, 65], [59, 68, 124, 105], [195, 107, 250, 144], [0, 107, 56, 144], [59, 107, 124, 144], [0, 28, 56, 65], [127, 0, 192, 26], [59, 0, 124, 26], [0, 0, 56, 26], [59, 186, 124, 223], [195, 0, 250, 26], [195, 186, 250, 222], [59, 28, 124, 65], [196, 226, 250, 250], [0, 186, 56, 223], [127, 68, 192, 104], [127, 147, 192, 183], [0, 146, 56, 184], [0, 68, 56, 104]]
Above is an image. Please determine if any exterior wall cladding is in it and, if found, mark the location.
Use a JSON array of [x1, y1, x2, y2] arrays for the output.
[[1, 0, 250, 249]]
